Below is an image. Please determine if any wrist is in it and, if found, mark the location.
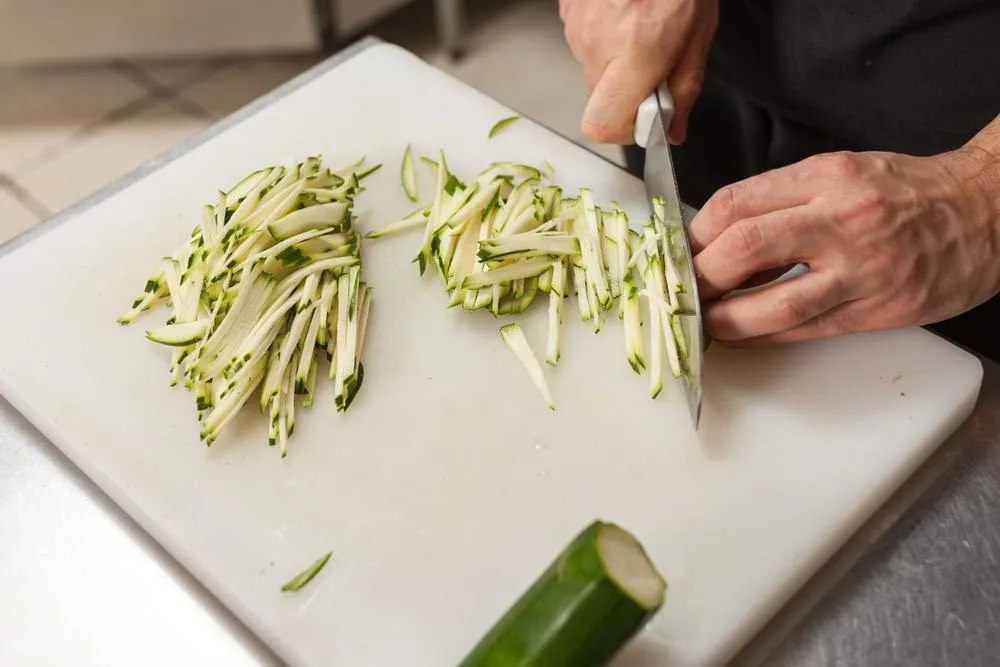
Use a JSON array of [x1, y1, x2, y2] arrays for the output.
[[933, 139, 1000, 300], [963, 144, 1000, 212], [937, 140, 1000, 233]]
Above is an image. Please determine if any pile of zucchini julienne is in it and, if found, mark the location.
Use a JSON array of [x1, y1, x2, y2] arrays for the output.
[[368, 144, 694, 411], [118, 156, 380, 457]]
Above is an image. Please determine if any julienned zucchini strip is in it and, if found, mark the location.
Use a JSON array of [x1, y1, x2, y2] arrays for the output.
[[499, 323, 555, 410], [119, 155, 375, 457]]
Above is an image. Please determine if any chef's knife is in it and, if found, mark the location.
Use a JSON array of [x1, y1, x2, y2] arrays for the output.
[[633, 82, 704, 431]]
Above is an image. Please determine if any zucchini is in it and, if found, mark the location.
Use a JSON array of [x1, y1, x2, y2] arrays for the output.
[[224, 167, 274, 210], [367, 206, 430, 239], [267, 202, 349, 241], [623, 280, 645, 374], [546, 259, 566, 366], [401, 144, 418, 202], [458, 520, 666, 666], [487, 114, 521, 138], [647, 297, 664, 399], [146, 318, 211, 346], [281, 551, 332, 593], [478, 233, 579, 262], [540, 159, 555, 180], [462, 257, 553, 290], [120, 155, 371, 455], [356, 162, 382, 181], [578, 189, 612, 309], [499, 323, 554, 411]]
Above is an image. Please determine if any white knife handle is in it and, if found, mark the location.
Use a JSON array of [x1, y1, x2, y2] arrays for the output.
[[633, 82, 675, 147]]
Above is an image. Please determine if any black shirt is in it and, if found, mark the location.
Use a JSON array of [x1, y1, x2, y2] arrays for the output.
[[709, 0, 1000, 156]]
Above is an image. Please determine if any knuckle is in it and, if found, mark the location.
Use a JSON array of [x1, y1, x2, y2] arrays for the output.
[[574, 30, 595, 58], [709, 184, 742, 220], [822, 151, 861, 179], [773, 292, 811, 327], [581, 117, 623, 143], [851, 188, 890, 219], [730, 218, 766, 258], [677, 65, 706, 99]]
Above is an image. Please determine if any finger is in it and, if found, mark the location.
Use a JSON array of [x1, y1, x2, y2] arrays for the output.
[[666, 4, 718, 145], [694, 206, 812, 300], [688, 164, 821, 254], [721, 300, 867, 347], [581, 56, 660, 144], [703, 271, 850, 341]]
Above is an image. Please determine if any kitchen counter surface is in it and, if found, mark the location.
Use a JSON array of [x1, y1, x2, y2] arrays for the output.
[[2, 37, 999, 667]]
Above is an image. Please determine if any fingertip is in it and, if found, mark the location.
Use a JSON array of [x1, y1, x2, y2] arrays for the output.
[[581, 100, 633, 144], [667, 115, 689, 146]]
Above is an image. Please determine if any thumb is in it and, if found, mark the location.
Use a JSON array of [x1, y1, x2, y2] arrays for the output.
[[581, 57, 659, 144], [666, 10, 718, 145]]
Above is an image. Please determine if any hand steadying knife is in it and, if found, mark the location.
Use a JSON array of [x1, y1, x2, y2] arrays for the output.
[[558, 0, 1000, 364]]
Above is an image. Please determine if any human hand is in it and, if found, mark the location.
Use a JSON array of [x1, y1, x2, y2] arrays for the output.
[[688, 147, 1000, 346], [559, 0, 718, 145]]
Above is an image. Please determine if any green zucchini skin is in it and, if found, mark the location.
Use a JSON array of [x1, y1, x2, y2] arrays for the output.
[[459, 521, 665, 667]]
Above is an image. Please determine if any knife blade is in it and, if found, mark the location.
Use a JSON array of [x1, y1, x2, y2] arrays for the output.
[[633, 82, 704, 430]]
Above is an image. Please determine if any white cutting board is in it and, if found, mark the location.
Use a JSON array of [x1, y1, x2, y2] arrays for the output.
[[0, 43, 983, 666]]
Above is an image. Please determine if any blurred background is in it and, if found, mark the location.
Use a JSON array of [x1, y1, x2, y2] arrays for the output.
[[0, 0, 624, 245]]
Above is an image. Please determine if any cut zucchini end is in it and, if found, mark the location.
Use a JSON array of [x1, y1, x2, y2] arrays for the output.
[[597, 522, 667, 611], [458, 519, 664, 667]]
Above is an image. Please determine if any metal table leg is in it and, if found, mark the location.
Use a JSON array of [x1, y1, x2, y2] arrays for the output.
[[434, 0, 464, 60], [310, 0, 340, 55]]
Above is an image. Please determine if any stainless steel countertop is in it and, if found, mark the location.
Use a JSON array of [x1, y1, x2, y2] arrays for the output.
[[3, 36, 999, 666]]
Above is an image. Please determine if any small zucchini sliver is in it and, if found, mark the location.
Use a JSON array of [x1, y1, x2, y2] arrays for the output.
[[401, 144, 418, 202], [281, 551, 333, 592], [487, 114, 521, 138], [457, 520, 666, 666]]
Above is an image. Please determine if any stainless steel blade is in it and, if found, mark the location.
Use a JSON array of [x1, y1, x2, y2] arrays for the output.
[[643, 88, 704, 430]]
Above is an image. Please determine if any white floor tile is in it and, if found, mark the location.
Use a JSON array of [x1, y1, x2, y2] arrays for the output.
[[426, 1, 625, 167], [0, 0, 316, 65], [129, 59, 221, 89], [18, 103, 210, 214], [0, 67, 146, 172], [178, 56, 321, 119], [0, 188, 41, 245]]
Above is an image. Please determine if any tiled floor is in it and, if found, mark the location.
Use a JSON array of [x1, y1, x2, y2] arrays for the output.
[[0, 0, 622, 245]]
